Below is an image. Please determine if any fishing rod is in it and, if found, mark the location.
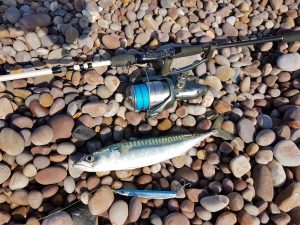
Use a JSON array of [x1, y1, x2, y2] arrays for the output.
[[2, 30, 300, 117]]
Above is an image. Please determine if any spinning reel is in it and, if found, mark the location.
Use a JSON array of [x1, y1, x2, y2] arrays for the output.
[[126, 42, 217, 117]]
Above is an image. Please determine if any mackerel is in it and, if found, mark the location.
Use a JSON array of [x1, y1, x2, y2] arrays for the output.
[[74, 129, 232, 172]]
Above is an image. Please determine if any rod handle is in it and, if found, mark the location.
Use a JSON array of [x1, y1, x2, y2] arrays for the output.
[[111, 53, 137, 67], [281, 30, 300, 43]]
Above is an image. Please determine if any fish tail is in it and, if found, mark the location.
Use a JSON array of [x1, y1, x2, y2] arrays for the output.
[[211, 114, 224, 130], [211, 129, 234, 140]]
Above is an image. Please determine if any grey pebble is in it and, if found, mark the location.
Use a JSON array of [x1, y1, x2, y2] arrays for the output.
[[4, 7, 21, 23]]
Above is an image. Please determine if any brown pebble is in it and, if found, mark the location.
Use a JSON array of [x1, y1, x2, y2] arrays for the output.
[[157, 119, 172, 131], [35, 167, 67, 185], [39, 93, 54, 107], [102, 35, 120, 49], [31, 125, 54, 146], [228, 192, 244, 211], [216, 211, 237, 225], [49, 115, 74, 140], [29, 100, 49, 117], [165, 213, 190, 225], [253, 165, 274, 202], [129, 197, 142, 222], [276, 182, 300, 212], [213, 100, 232, 113], [88, 186, 114, 215], [125, 112, 142, 126]]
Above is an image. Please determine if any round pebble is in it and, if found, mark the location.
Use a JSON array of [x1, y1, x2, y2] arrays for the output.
[[31, 125, 54, 146], [200, 195, 229, 212], [109, 200, 128, 225], [273, 140, 300, 167], [0, 128, 25, 156], [230, 155, 251, 178]]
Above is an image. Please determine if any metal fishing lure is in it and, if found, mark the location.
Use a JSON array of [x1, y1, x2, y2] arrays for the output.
[[114, 180, 192, 199], [114, 189, 178, 199]]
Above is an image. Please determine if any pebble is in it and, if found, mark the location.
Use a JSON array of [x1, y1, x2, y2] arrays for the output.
[[266, 160, 286, 187], [203, 76, 222, 91], [28, 191, 43, 209], [84, 70, 103, 85], [105, 75, 120, 92], [129, 197, 142, 222], [253, 165, 274, 202], [276, 182, 300, 212], [164, 213, 190, 225], [215, 66, 235, 81], [249, 14, 264, 27], [271, 212, 291, 225], [0, 211, 10, 225], [230, 155, 251, 178], [9, 171, 29, 190], [23, 163, 37, 177], [5, 7, 21, 23], [0, 163, 11, 184], [174, 167, 199, 185], [88, 186, 114, 215], [109, 200, 128, 225], [200, 195, 229, 212], [0, 98, 14, 119], [39, 93, 54, 107], [57, 142, 76, 155], [126, 112, 142, 126], [41, 211, 73, 225], [216, 212, 237, 225], [65, 26, 79, 44], [237, 118, 255, 143], [257, 114, 273, 129], [255, 129, 276, 146], [12, 116, 33, 129], [102, 35, 120, 49], [31, 125, 54, 146], [255, 150, 273, 164], [273, 140, 300, 167], [33, 156, 50, 169], [237, 210, 259, 225], [214, 100, 231, 113], [20, 14, 52, 31], [35, 167, 67, 185], [29, 100, 49, 118], [0, 128, 24, 156], [97, 85, 113, 98], [82, 102, 107, 117], [228, 192, 244, 211], [25, 32, 41, 50], [50, 115, 74, 140], [277, 53, 300, 72], [135, 32, 151, 45]]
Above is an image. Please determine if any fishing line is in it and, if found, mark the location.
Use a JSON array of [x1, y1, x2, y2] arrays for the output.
[[22, 180, 191, 224], [22, 188, 100, 225]]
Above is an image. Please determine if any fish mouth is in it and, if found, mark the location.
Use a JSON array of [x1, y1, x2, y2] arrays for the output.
[[74, 160, 92, 170]]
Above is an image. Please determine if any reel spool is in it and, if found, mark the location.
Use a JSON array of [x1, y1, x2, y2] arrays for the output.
[[126, 75, 207, 117]]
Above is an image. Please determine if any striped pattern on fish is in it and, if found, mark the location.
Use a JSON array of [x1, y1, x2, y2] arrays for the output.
[[74, 130, 232, 172]]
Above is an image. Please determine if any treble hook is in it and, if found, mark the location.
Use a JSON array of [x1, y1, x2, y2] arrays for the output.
[[180, 179, 192, 189]]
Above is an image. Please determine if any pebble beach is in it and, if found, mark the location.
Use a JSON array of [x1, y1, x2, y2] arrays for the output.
[[1, 0, 300, 224]]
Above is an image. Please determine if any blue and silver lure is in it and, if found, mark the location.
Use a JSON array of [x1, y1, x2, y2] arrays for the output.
[[114, 189, 178, 199], [114, 180, 191, 199]]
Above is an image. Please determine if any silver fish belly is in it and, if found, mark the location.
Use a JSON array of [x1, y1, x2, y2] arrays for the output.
[[75, 132, 216, 172]]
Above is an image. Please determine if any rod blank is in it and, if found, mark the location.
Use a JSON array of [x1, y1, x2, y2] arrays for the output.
[[0, 60, 111, 82]]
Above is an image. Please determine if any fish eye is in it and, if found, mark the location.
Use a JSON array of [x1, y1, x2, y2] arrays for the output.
[[85, 155, 94, 162]]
